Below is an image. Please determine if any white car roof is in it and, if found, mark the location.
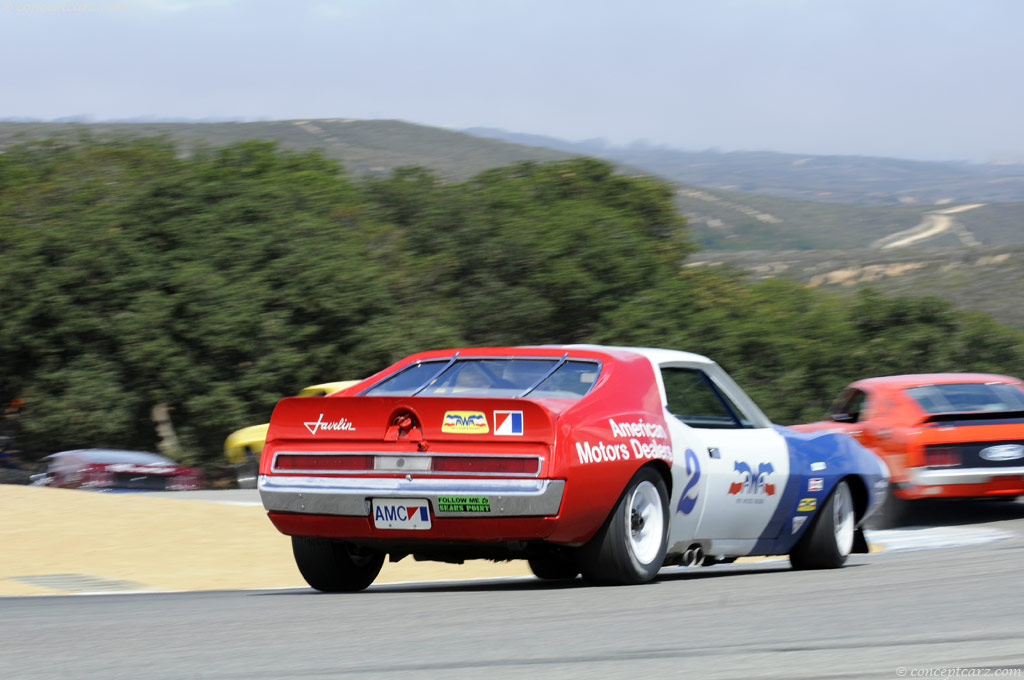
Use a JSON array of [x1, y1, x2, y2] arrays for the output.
[[560, 344, 771, 428], [560, 344, 715, 366]]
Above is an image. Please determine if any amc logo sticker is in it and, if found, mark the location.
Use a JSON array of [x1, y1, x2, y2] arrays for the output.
[[372, 499, 431, 530], [442, 411, 489, 434], [493, 410, 524, 436]]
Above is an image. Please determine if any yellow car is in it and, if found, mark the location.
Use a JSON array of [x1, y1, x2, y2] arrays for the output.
[[225, 381, 360, 488]]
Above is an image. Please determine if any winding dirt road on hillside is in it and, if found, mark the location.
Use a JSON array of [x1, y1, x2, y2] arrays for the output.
[[873, 203, 984, 249]]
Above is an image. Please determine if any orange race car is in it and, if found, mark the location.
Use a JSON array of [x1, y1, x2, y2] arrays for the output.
[[792, 373, 1024, 525]]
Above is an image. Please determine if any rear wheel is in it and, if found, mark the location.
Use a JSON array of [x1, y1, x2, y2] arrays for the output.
[[291, 537, 385, 592], [579, 467, 669, 586], [790, 479, 855, 570], [235, 448, 258, 489]]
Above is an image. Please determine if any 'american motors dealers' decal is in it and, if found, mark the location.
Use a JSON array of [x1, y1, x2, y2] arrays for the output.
[[575, 417, 673, 464], [493, 410, 523, 436], [442, 411, 489, 434]]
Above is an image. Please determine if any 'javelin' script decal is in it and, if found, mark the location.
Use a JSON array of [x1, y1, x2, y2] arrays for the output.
[[304, 413, 356, 435]]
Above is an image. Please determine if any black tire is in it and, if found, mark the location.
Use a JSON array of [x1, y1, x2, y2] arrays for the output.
[[790, 479, 856, 570], [528, 552, 580, 581], [865, 483, 910, 530], [291, 537, 385, 592], [579, 467, 669, 586], [235, 449, 258, 489]]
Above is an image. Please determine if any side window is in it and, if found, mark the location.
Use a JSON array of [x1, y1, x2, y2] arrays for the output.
[[661, 367, 751, 429], [829, 388, 867, 423]]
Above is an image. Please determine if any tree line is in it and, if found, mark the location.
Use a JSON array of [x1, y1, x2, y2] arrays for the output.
[[2, 137, 1022, 465]]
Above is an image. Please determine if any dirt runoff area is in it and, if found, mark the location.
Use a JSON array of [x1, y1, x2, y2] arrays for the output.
[[0, 486, 531, 596]]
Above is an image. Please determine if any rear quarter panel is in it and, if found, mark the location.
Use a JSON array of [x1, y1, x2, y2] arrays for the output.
[[546, 352, 674, 544]]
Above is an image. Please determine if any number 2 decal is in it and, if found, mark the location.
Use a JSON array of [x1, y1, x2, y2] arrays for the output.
[[677, 448, 701, 514]]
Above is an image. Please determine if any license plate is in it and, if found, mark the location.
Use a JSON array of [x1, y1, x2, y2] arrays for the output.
[[371, 499, 432, 530]]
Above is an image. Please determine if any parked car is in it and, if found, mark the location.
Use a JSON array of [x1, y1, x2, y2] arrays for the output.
[[791, 373, 1024, 525], [225, 381, 360, 488], [32, 449, 202, 491], [257, 345, 887, 591]]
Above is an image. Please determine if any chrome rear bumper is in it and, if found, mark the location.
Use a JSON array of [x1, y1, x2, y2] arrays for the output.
[[908, 466, 1024, 486], [259, 475, 565, 517]]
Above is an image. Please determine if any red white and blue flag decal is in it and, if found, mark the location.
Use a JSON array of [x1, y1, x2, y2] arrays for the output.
[[494, 410, 524, 436]]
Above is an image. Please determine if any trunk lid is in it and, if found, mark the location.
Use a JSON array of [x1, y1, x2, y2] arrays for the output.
[[264, 396, 560, 478]]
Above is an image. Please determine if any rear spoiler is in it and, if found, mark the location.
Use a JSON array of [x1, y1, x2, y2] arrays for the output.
[[923, 410, 1024, 425], [266, 395, 558, 444]]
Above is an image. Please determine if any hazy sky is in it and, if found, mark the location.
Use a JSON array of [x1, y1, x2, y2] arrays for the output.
[[2, 0, 1022, 162]]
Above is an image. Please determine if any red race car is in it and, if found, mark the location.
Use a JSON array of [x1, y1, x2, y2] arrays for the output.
[[33, 449, 202, 492], [258, 345, 887, 591], [792, 373, 1024, 523]]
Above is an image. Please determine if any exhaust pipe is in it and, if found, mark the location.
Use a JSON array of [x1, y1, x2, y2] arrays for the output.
[[681, 544, 705, 567]]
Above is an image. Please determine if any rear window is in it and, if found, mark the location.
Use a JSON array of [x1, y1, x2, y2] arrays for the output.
[[363, 357, 599, 399], [905, 382, 1024, 414]]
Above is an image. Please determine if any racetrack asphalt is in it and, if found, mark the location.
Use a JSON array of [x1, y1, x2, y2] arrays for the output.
[[2, 508, 1024, 680], [4, 488, 1024, 679], [3, 486, 1020, 598]]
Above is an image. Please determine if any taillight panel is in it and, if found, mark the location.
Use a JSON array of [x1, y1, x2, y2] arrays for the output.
[[275, 454, 373, 471], [924, 445, 961, 468], [271, 451, 542, 477], [431, 456, 539, 475]]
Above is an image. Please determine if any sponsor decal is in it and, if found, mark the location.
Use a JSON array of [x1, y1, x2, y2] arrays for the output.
[[374, 504, 429, 523], [791, 516, 807, 535], [576, 440, 629, 464], [727, 461, 776, 504], [677, 448, 701, 514], [630, 437, 673, 461], [374, 503, 425, 520], [808, 477, 824, 492], [575, 439, 673, 464], [437, 496, 491, 513], [304, 413, 356, 435], [797, 498, 817, 512], [442, 411, 489, 434], [980, 444, 1024, 462], [493, 410, 524, 436], [608, 418, 667, 440], [576, 416, 673, 465], [810, 461, 826, 472], [372, 499, 432, 529]]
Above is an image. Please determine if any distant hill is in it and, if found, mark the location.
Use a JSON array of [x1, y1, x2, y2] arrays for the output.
[[465, 127, 1024, 206], [2, 118, 1022, 255], [0, 119, 575, 182], [688, 245, 1024, 330]]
